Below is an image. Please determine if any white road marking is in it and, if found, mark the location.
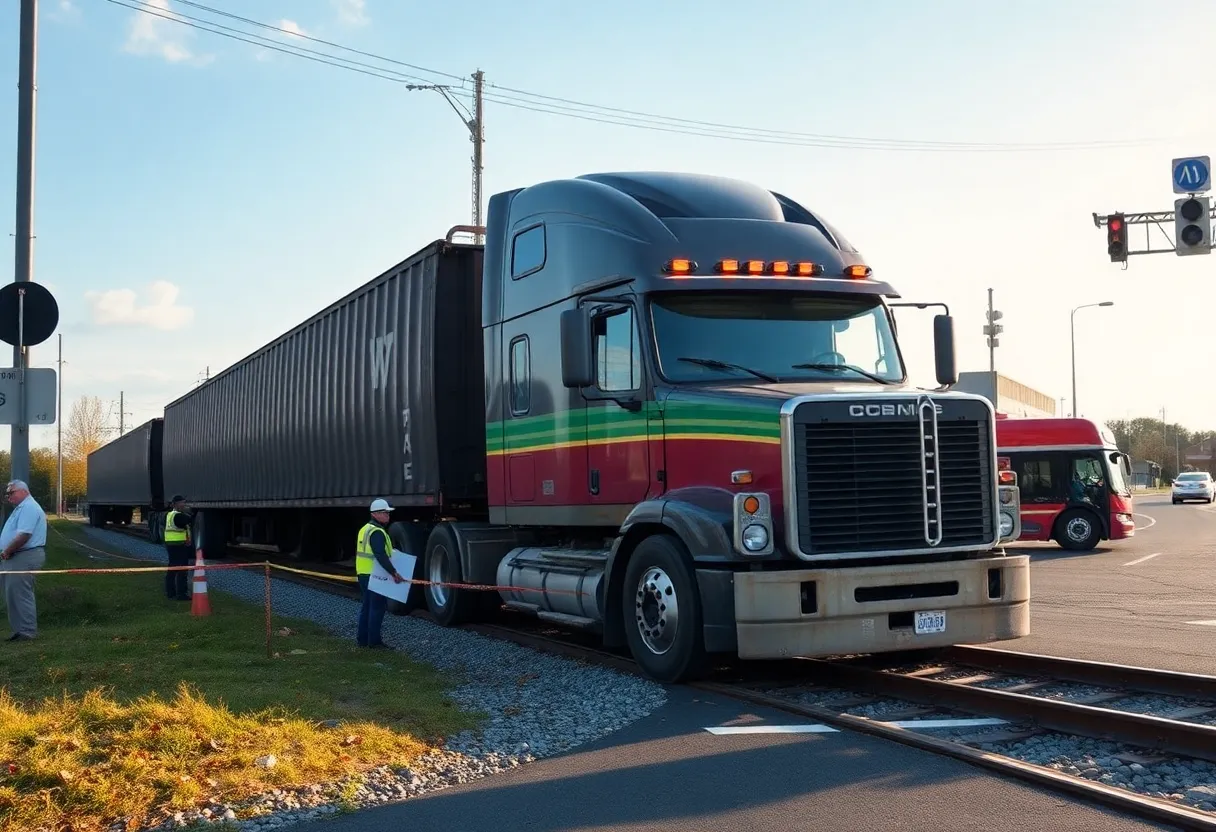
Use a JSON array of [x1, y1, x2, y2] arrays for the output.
[[1132, 513, 1157, 529], [882, 718, 1007, 729], [704, 717, 1008, 735], [1123, 552, 1162, 567], [1186, 620, 1216, 627], [705, 724, 839, 735]]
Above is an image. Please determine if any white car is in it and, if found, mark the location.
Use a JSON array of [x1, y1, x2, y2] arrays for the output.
[[1172, 471, 1215, 504]]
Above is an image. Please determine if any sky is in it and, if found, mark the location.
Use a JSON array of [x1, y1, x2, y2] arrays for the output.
[[0, 0, 1213, 455]]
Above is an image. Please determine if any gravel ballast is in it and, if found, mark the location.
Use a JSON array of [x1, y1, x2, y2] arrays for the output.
[[750, 681, 1216, 815], [71, 527, 667, 831]]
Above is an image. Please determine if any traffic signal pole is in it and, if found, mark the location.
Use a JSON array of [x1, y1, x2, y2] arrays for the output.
[[1093, 207, 1216, 265], [1094, 156, 1214, 266]]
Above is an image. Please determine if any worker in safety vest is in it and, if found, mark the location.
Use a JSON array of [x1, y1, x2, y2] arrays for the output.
[[356, 498, 404, 648], [163, 495, 194, 602]]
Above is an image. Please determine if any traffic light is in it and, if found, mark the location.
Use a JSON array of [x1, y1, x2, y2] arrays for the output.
[[1106, 213, 1128, 262], [1175, 196, 1211, 256]]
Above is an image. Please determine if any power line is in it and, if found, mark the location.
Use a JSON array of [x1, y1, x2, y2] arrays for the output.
[[101, 0, 1176, 152]]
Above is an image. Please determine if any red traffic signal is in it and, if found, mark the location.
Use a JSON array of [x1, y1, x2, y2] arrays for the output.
[[1107, 213, 1128, 262]]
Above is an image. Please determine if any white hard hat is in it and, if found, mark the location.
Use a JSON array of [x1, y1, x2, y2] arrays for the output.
[[369, 498, 392, 513]]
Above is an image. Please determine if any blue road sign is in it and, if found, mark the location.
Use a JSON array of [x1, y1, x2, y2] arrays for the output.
[[1172, 156, 1211, 194]]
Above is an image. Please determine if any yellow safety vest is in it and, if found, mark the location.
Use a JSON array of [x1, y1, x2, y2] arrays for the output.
[[164, 510, 190, 545], [356, 523, 389, 575]]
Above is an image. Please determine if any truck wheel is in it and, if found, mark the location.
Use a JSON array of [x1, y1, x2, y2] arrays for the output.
[[621, 534, 707, 684], [423, 524, 479, 627], [1055, 508, 1101, 551]]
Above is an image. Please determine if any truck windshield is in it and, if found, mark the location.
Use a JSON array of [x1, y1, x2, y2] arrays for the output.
[[648, 291, 904, 384]]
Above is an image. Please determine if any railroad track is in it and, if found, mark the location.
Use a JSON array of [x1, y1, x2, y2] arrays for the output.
[[81, 522, 1216, 830]]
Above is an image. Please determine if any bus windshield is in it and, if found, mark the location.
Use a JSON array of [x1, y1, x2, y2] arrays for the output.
[[1105, 453, 1131, 496], [649, 291, 905, 384]]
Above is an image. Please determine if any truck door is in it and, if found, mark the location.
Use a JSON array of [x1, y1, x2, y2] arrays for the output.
[[584, 300, 654, 507]]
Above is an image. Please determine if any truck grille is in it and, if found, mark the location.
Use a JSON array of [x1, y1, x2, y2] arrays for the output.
[[789, 396, 994, 557]]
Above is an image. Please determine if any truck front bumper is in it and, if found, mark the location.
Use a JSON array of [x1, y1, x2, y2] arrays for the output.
[[728, 555, 1030, 659]]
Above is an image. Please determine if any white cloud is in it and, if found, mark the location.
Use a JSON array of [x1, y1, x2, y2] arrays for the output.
[[278, 19, 309, 38], [49, 0, 80, 23], [333, 0, 368, 26], [122, 0, 212, 65], [84, 281, 194, 331]]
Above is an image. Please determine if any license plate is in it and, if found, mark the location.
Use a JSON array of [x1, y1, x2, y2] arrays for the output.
[[914, 610, 947, 635]]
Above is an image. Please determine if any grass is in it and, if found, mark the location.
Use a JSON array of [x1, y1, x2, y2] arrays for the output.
[[0, 520, 483, 832]]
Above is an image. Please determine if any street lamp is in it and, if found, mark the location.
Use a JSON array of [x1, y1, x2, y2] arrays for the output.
[[1070, 301, 1114, 417]]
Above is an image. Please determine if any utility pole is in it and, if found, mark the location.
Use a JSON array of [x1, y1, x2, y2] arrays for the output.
[[404, 69, 485, 244], [1161, 407, 1168, 477], [56, 332, 62, 515], [983, 289, 1003, 373], [471, 69, 484, 244], [9, 0, 39, 485], [119, 391, 125, 435]]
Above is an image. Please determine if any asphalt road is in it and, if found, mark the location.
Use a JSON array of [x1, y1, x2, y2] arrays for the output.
[[321, 686, 1177, 832], [999, 494, 1216, 675]]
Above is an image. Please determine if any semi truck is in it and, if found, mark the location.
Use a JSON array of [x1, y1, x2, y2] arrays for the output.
[[86, 171, 1029, 682]]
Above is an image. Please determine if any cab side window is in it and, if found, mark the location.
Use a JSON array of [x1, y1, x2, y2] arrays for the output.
[[593, 307, 641, 392], [511, 225, 545, 279], [509, 336, 530, 415]]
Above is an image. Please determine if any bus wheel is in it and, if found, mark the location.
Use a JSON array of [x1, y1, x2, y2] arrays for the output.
[[621, 534, 707, 684], [1056, 509, 1101, 551]]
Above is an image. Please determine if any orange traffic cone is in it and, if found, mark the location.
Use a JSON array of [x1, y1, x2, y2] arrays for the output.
[[191, 548, 211, 617]]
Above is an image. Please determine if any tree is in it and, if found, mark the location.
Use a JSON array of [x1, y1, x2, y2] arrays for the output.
[[64, 395, 108, 461]]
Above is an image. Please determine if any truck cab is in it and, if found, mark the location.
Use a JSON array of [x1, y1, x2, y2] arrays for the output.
[[422, 171, 1028, 682]]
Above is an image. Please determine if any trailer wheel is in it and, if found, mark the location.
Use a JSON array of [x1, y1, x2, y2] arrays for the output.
[[621, 533, 707, 684], [423, 524, 479, 627], [1055, 508, 1101, 551]]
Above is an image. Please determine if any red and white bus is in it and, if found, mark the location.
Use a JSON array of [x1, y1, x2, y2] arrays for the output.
[[995, 413, 1134, 550]]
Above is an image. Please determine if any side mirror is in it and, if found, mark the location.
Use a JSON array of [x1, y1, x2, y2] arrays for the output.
[[560, 307, 594, 388], [1109, 451, 1120, 464], [933, 314, 958, 386]]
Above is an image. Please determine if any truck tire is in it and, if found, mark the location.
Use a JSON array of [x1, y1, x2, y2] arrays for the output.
[[621, 533, 707, 684], [423, 524, 479, 627], [1055, 508, 1101, 551]]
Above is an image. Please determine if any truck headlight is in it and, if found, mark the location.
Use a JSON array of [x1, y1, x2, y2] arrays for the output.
[[733, 492, 774, 556], [742, 524, 769, 552], [997, 484, 1021, 543]]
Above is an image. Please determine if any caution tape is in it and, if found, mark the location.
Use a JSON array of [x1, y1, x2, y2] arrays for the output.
[[38, 524, 594, 598]]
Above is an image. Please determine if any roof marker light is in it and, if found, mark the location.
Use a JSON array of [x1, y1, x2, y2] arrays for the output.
[[745, 259, 766, 275], [716, 259, 740, 274], [663, 258, 696, 275], [795, 262, 823, 277], [770, 260, 791, 276], [844, 264, 872, 279]]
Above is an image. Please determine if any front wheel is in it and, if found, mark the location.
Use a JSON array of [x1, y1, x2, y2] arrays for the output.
[[422, 524, 480, 627], [1055, 508, 1101, 551], [621, 534, 707, 684]]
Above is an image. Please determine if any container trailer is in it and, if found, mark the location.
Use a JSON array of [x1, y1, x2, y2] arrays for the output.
[[90, 171, 1030, 682], [85, 418, 168, 539]]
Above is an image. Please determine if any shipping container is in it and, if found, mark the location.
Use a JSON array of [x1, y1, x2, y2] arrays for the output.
[[161, 240, 486, 516], [85, 418, 165, 526]]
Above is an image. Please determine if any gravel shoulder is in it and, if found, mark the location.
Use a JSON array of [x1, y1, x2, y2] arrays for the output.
[[69, 526, 668, 831]]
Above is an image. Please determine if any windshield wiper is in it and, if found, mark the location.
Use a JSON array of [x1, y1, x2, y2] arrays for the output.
[[677, 357, 780, 383], [790, 362, 898, 385]]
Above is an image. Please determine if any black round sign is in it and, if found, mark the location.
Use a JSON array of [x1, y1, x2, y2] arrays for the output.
[[0, 281, 59, 347]]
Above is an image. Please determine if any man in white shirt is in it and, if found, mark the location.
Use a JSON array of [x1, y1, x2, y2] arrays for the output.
[[0, 479, 47, 641]]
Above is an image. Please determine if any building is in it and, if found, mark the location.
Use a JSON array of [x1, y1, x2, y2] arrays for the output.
[[953, 371, 1057, 418], [1183, 436, 1215, 476], [1130, 459, 1161, 489]]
